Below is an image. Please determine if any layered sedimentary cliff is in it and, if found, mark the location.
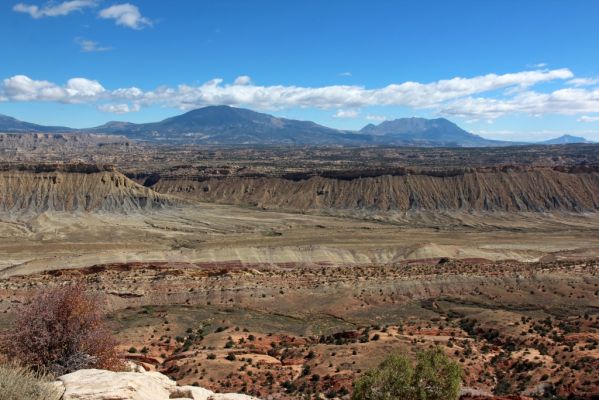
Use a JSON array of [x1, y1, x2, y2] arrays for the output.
[[0, 132, 130, 152], [0, 164, 176, 213], [147, 166, 599, 212]]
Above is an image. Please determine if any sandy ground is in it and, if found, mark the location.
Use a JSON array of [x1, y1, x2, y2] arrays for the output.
[[2, 203, 599, 277]]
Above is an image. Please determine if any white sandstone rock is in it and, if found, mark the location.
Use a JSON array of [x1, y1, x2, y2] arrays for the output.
[[57, 369, 260, 400]]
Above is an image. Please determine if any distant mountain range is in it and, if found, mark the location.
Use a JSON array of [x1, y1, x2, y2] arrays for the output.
[[359, 117, 507, 147], [0, 106, 595, 147], [539, 134, 595, 145], [86, 106, 365, 145], [0, 113, 72, 133]]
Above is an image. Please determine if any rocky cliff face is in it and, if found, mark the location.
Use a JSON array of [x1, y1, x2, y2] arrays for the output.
[[148, 167, 599, 212], [0, 164, 177, 213]]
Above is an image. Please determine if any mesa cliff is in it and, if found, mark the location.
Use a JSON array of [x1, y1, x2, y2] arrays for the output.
[[0, 164, 177, 213], [146, 166, 599, 212]]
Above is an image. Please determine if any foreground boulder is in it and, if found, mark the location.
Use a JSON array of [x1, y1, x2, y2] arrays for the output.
[[55, 369, 260, 400]]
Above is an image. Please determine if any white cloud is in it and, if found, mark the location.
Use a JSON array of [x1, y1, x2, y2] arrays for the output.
[[366, 114, 387, 122], [339, 72, 352, 77], [126, 68, 573, 111], [2, 75, 104, 103], [99, 3, 151, 29], [3, 75, 61, 101], [567, 77, 599, 87], [13, 0, 96, 18], [233, 75, 252, 86], [65, 78, 105, 97], [98, 103, 140, 114], [578, 115, 599, 123], [441, 87, 599, 119], [333, 109, 359, 118], [3, 68, 598, 121], [76, 38, 111, 52], [112, 86, 144, 99]]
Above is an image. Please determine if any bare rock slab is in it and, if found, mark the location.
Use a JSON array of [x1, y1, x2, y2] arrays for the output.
[[58, 369, 260, 400]]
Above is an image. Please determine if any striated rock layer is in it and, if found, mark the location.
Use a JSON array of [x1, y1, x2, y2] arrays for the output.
[[0, 132, 130, 150], [0, 164, 177, 213], [149, 167, 599, 212]]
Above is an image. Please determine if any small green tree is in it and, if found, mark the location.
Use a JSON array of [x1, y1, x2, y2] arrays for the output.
[[352, 347, 461, 400], [353, 354, 414, 400], [413, 347, 461, 400]]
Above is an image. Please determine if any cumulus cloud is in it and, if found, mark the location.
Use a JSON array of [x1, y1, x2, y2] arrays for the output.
[[441, 87, 599, 119], [120, 68, 573, 111], [13, 0, 96, 18], [333, 109, 359, 118], [2, 68, 598, 120], [99, 3, 151, 29], [65, 77, 105, 97], [2, 75, 104, 103], [76, 38, 111, 52], [233, 75, 252, 86], [111, 87, 144, 99]]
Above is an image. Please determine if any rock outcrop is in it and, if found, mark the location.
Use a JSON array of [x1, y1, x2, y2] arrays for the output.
[[55, 369, 259, 400], [148, 167, 599, 212], [0, 132, 130, 151], [0, 164, 177, 213]]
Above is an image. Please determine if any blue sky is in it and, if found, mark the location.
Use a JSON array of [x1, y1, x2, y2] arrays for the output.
[[1, 0, 599, 141]]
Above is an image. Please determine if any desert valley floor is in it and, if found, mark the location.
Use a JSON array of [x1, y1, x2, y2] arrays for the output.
[[3, 206, 599, 276], [0, 141, 597, 399]]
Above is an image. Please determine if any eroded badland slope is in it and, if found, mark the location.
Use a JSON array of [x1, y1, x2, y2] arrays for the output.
[[0, 164, 177, 213], [147, 166, 599, 213]]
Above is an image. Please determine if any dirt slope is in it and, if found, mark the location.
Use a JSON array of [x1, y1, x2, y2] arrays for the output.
[[149, 167, 599, 212], [0, 164, 176, 213]]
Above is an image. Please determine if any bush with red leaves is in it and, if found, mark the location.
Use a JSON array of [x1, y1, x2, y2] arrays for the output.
[[1, 283, 122, 375]]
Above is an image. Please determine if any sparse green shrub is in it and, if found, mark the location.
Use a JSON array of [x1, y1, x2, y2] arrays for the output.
[[352, 347, 461, 400]]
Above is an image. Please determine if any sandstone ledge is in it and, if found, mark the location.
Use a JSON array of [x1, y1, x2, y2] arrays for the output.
[[54, 369, 260, 400]]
